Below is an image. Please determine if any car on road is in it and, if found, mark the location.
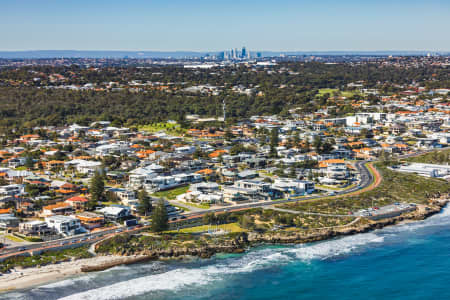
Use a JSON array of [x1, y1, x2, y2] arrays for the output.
[[18, 247, 27, 251], [115, 229, 123, 233]]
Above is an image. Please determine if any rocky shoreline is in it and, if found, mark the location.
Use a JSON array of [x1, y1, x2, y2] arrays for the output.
[[86, 198, 449, 272], [0, 198, 447, 292]]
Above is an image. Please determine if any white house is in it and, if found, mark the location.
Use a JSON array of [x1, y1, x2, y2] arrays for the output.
[[272, 179, 315, 195], [95, 142, 129, 156], [174, 146, 196, 155], [98, 206, 131, 220], [45, 215, 85, 236], [65, 159, 102, 175]]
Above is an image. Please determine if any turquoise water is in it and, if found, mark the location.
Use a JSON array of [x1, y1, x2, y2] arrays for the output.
[[4, 205, 450, 300]]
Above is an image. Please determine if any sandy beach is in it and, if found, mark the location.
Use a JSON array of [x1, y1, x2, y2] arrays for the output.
[[0, 255, 125, 292]]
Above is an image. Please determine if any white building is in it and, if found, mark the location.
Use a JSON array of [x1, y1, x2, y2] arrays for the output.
[[65, 159, 102, 175], [395, 163, 450, 178], [95, 142, 129, 156], [98, 206, 131, 220], [45, 215, 85, 236], [174, 146, 196, 155], [0, 184, 25, 203], [272, 179, 315, 195]]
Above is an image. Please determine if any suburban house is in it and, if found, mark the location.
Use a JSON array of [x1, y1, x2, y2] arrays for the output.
[[98, 205, 131, 221], [0, 214, 20, 229], [271, 179, 315, 196], [45, 215, 85, 236], [19, 220, 54, 236], [76, 211, 105, 230], [222, 180, 276, 203], [65, 159, 103, 175], [65, 196, 89, 210], [42, 202, 75, 217]]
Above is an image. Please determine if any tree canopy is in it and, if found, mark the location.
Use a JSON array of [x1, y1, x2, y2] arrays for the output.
[[151, 199, 168, 232]]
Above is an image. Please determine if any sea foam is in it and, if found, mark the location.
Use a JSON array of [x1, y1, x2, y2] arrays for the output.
[[53, 205, 450, 299]]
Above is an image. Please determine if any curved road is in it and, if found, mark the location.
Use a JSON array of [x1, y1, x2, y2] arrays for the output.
[[0, 160, 378, 260], [181, 160, 376, 218]]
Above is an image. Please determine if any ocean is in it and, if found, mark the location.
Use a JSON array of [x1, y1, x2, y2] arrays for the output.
[[4, 205, 450, 300]]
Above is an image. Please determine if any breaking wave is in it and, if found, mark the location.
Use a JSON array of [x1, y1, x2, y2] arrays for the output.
[[10, 205, 450, 300], [58, 231, 392, 299], [290, 233, 385, 261]]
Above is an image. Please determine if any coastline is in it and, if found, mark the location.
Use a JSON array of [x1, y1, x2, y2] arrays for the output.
[[0, 255, 131, 292], [1, 198, 447, 293]]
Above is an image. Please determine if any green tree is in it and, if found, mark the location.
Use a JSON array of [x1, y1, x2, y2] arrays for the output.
[[289, 167, 296, 178], [193, 147, 205, 159], [224, 128, 234, 141], [151, 199, 168, 232], [270, 127, 279, 158], [313, 136, 322, 153], [293, 133, 300, 146], [105, 190, 120, 203], [239, 215, 255, 230], [138, 189, 152, 216], [89, 171, 105, 206], [304, 139, 311, 152], [321, 141, 333, 154], [202, 212, 216, 225], [24, 157, 34, 169]]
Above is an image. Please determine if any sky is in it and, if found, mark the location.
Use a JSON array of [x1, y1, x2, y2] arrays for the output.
[[1, 0, 449, 52]]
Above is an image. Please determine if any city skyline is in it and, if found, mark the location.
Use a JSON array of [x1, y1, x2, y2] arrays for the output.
[[1, 0, 450, 52]]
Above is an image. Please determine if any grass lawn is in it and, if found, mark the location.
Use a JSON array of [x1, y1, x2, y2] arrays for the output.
[[102, 201, 121, 206], [341, 90, 360, 98], [5, 235, 25, 242], [138, 122, 186, 135], [183, 202, 210, 209], [404, 148, 450, 164], [166, 222, 246, 234], [315, 184, 346, 191], [152, 185, 190, 200], [316, 88, 360, 98], [353, 164, 450, 204], [317, 88, 338, 96], [278, 163, 450, 215]]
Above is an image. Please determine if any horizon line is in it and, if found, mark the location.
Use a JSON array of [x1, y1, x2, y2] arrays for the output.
[[0, 49, 449, 53]]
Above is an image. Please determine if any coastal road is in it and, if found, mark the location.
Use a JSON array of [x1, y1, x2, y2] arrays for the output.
[[0, 226, 144, 259], [180, 160, 377, 219], [0, 161, 378, 260]]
